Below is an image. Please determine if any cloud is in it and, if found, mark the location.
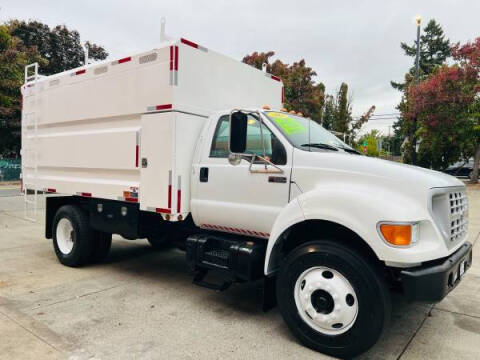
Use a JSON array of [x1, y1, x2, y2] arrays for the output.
[[2, 0, 479, 135]]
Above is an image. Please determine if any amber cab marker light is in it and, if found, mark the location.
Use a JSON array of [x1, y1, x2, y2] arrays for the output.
[[262, 104, 271, 110], [379, 223, 412, 246]]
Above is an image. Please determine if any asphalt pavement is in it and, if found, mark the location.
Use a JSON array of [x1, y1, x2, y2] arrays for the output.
[[0, 185, 479, 359]]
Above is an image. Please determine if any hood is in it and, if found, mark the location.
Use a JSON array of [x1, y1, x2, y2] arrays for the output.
[[291, 149, 464, 194]]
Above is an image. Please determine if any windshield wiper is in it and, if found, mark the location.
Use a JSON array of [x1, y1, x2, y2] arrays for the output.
[[335, 145, 361, 155], [301, 143, 339, 151]]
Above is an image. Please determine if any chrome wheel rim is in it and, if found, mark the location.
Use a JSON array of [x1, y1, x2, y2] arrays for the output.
[[294, 266, 358, 335], [56, 218, 75, 255]]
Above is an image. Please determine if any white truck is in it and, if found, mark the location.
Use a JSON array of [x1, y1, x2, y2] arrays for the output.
[[21, 37, 472, 358]]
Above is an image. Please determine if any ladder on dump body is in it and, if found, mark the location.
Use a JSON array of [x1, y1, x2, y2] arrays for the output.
[[22, 63, 41, 222]]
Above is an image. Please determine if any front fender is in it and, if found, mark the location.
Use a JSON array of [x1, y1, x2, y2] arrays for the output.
[[265, 184, 443, 275], [265, 197, 305, 274]]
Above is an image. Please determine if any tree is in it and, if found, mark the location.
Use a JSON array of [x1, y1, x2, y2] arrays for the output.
[[391, 19, 451, 165], [391, 19, 450, 90], [333, 83, 351, 134], [0, 20, 108, 157], [242, 51, 374, 140], [321, 95, 335, 130], [242, 51, 326, 119], [451, 38, 480, 182], [405, 64, 479, 171], [8, 20, 108, 76], [356, 130, 383, 157], [0, 25, 43, 156]]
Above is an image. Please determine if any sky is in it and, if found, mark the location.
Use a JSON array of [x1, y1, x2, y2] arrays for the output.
[[1, 0, 479, 135]]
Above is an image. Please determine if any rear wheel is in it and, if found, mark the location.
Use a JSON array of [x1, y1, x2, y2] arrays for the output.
[[52, 205, 93, 267], [276, 240, 391, 359]]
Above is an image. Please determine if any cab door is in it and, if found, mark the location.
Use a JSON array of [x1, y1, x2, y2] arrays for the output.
[[191, 114, 292, 238]]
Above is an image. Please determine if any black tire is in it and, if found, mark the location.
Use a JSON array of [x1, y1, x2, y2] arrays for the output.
[[276, 240, 391, 359], [147, 234, 170, 250], [90, 231, 112, 263], [52, 205, 93, 267]]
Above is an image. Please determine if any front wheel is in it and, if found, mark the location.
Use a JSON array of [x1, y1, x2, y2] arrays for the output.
[[276, 240, 391, 359]]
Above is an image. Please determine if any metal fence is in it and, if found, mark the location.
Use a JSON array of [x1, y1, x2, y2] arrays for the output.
[[0, 159, 21, 182]]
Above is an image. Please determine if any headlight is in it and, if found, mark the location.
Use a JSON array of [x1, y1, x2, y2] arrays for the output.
[[377, 222, 419, 247]]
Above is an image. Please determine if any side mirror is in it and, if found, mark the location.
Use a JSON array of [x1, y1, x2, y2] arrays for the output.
[[229, 111, 248, 154]]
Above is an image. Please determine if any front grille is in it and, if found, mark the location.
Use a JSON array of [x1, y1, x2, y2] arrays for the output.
[[449, 190, 468, 242]]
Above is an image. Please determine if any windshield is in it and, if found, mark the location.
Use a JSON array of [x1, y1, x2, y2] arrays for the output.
[[265, 111, 353, 151]]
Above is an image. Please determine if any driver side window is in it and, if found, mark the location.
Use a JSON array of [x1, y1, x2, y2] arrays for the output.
[[210, 115, 287, 165]]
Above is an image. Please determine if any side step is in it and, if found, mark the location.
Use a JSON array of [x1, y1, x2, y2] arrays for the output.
[[186, 233, 266, 290]]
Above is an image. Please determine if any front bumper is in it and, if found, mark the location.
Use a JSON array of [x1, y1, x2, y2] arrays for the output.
[[400, 242, 473, 302]]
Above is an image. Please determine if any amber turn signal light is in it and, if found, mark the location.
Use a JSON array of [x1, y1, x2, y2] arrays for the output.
[[379, 224, 413, 246]]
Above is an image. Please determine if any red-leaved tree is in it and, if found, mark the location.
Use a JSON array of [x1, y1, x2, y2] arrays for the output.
[[405, 38, 480, 180]]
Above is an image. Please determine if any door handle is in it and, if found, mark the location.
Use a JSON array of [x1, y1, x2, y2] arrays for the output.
[[200, 167, 209, 182], [268, 176, 287, 183]]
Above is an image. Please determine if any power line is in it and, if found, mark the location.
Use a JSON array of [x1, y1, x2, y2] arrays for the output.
[[352, 112, 400, 119], [351, 117, 400, 122]]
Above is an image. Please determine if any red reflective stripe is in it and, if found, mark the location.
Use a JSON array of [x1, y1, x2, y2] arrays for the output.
[[281, 86, 284, 103], [118, 56, 131, 64], [125, 197, 138, 203], [156, 208, 171, 214], [75, 69, 86, 75], [174, 46, 178, 71], [177, 189, 181, 213], [81, 192, 92, 197], [169, 46, 173, 70], [168, 184, 172, 208], [135, 145, 139, 167], [271, 75, 281, 82], [181, 38, 198, 49], [47, 188, 56, 193], [156, 104, 172, 110]]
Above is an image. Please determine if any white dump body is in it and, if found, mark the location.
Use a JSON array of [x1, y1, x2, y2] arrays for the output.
[[22, 38, 283, 218]]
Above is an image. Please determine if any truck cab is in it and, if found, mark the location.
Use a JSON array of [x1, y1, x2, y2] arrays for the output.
[[189, 108, 472, 357]]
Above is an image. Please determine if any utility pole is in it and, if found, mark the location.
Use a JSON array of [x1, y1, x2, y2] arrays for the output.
[[388, 125, 391, 157], [411, 15, 422, 165], [414, 16, 421, 82]]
